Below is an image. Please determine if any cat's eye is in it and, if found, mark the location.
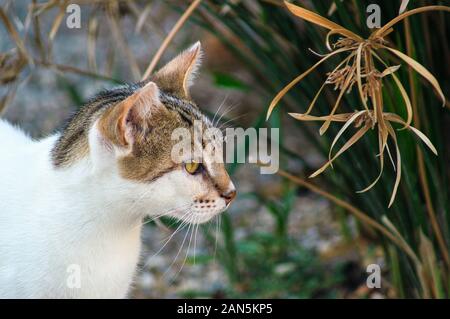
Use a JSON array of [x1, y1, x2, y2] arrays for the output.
[[184, 162, 201, 174]]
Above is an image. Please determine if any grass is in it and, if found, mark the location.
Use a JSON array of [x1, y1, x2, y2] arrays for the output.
[[199, 182, 348, 298]]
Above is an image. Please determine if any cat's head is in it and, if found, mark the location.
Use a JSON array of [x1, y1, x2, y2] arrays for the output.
[[91, 42, 235, 224]]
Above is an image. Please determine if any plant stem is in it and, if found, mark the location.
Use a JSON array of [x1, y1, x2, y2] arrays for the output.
[[142, 0, 202, 80], [36, 60, 121, 83]]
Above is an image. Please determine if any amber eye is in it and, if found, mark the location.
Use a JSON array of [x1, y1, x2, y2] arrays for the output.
[[184, 162, 201, 174]]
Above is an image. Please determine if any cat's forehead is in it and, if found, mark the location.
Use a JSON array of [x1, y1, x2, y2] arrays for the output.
[[159, 92, 212, 128]]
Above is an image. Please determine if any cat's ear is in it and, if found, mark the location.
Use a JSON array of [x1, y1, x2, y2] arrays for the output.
[[98, 81, 162, 147], [152, 41, 202, 99]]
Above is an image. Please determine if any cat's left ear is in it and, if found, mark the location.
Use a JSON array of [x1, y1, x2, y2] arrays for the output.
[[98, 81, 162, 148], [152, 41, 202, 99]]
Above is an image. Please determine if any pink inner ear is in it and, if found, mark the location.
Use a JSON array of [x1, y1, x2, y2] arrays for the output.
[[117, 101, 135, 146]]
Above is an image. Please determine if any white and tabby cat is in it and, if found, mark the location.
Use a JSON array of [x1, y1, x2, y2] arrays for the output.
[[0, 42, 236, 298]]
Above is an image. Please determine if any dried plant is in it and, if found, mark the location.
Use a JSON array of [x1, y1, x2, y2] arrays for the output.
[[0, 0, 200, 113], [267, 2, 449, 207]]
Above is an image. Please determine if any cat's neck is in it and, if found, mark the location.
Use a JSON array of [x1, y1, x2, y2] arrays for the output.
[[40, 134, 148, 234]]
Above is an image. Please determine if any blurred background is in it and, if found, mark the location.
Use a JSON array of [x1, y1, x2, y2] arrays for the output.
[[1, 0, 449, 298]]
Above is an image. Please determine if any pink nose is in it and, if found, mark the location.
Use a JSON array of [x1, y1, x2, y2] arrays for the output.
[[221, 189, 236, 205]]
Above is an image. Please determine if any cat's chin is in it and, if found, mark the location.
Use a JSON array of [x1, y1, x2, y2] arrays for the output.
[[173, 209, 224, 225]]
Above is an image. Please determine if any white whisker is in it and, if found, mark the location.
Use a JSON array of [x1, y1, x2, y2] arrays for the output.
[[163, 212, 194, 281], [218, 113, 248, 131], [171, 214, 197, 282], [142, 203, 191, 227], [193, 220, 200, 265], [216, 102, 239, 128], [212, 94, 229, 127], [150, 210, 191, 253]]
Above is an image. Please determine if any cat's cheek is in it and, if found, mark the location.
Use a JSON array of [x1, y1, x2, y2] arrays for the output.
[[89, 121, 130, 171], [177, 169, 208, 196], [155, 170, 202, 211]]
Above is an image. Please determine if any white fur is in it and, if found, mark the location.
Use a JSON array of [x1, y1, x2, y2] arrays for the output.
[[0, 119, 230, 298]]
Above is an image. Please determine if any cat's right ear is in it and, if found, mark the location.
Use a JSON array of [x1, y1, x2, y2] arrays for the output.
[[98, 82, 162, 148]]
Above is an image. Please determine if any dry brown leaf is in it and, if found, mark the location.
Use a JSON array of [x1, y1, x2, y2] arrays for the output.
[[267, 3, 448, 206]]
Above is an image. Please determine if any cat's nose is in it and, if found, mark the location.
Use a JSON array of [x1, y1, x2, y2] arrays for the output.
[[221, 188, 236, 205]]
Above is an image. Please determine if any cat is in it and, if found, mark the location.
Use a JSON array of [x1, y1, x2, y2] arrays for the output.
[[0, 42, 236, 298]]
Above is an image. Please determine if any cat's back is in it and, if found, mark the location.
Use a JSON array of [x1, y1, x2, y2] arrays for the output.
[[0, 119, 56, 219], [0, 119, 33, 148], [0, 120, 40, 183], [0, 120, 34, 193], [0, 120, 59, 297]]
